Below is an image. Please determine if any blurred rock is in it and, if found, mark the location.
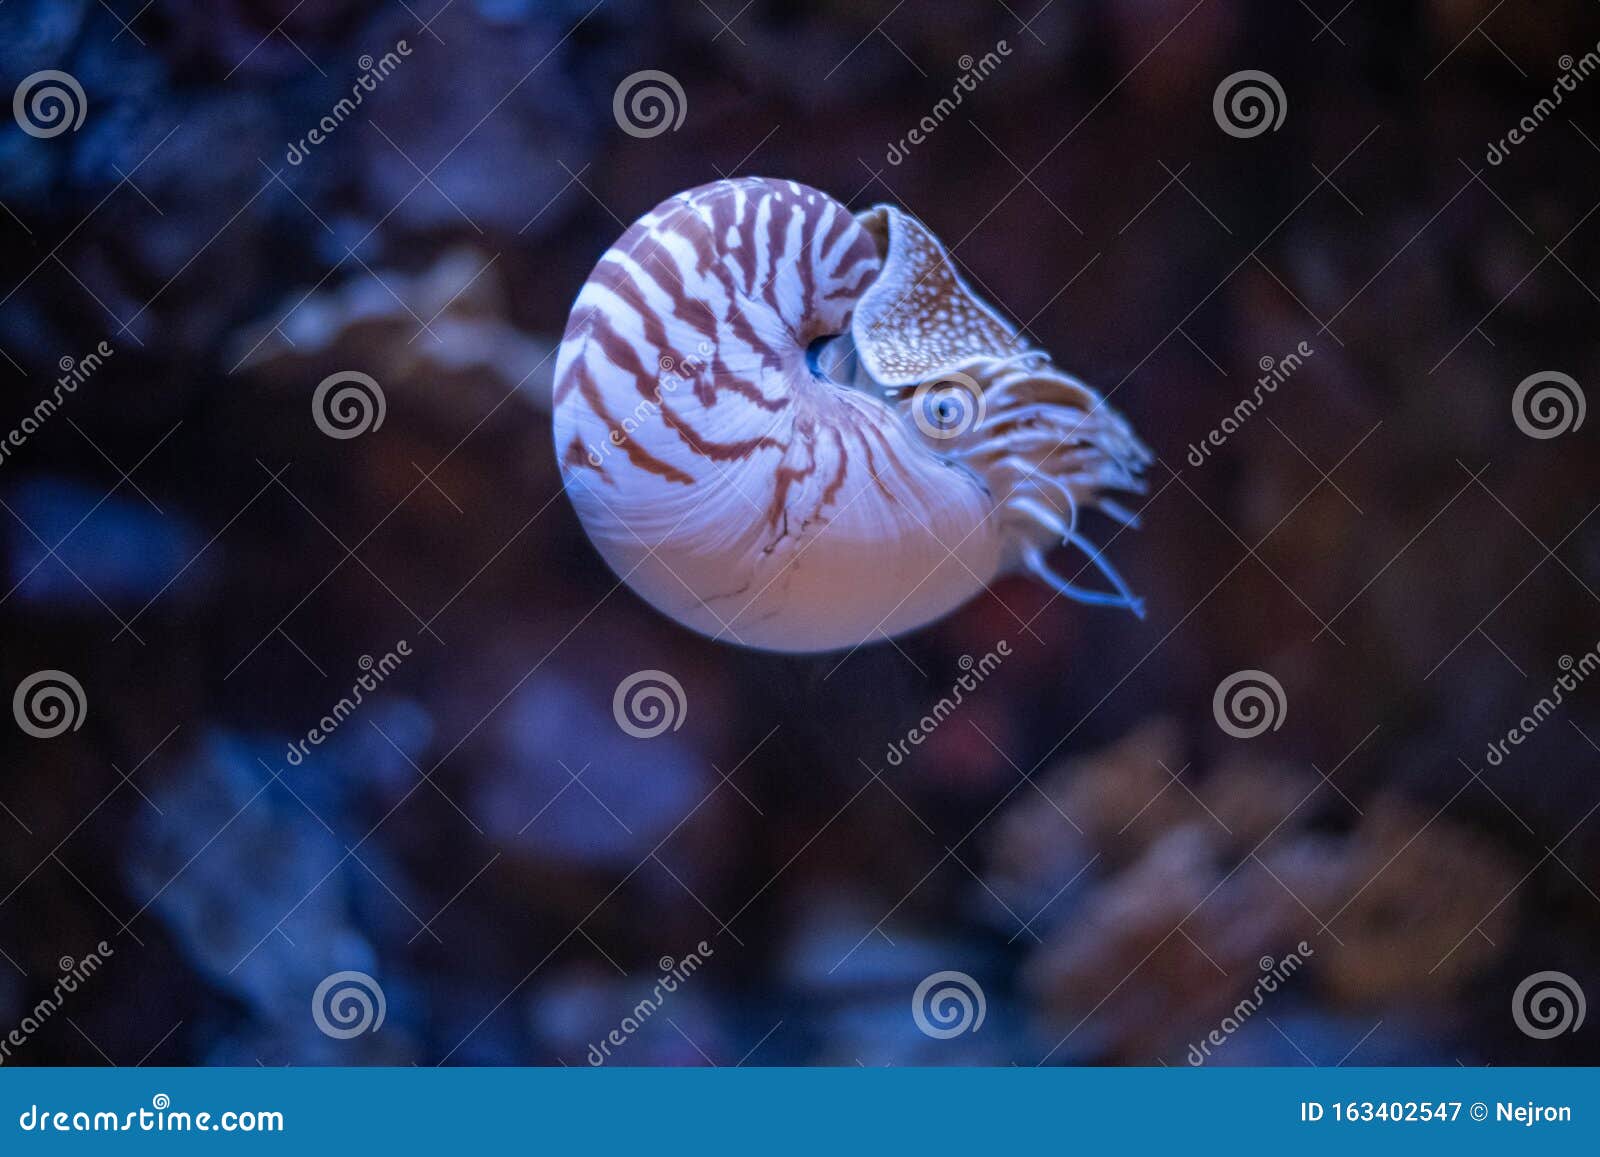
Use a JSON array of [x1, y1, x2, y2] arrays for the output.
[[4, 476, 206, 609], [232, 246, 555, 414], [475, 674, 707, 868], [126, 731, 420, 1062]]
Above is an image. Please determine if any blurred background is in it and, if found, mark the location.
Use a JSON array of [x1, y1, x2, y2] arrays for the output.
[[2, 0, 1598, 1066]]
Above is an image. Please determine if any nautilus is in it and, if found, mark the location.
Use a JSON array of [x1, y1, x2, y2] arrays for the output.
[[553, 177, 1150, 652]]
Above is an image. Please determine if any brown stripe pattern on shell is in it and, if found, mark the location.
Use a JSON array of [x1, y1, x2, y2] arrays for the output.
[[553, 177, 1148, 652]]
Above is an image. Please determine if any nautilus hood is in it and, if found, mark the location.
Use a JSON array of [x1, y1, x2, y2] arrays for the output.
[[552, 177, 1149, 652]]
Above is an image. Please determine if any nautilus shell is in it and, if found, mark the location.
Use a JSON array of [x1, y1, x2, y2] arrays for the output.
[[553, 177, 1150, 652]]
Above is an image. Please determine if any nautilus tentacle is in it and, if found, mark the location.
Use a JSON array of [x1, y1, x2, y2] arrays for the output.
[[553, 177, 1149, 652]]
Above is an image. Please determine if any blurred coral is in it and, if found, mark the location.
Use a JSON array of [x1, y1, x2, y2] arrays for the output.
[[997, 723, 1525, 1064], [1321, 795, 1521, 1006]]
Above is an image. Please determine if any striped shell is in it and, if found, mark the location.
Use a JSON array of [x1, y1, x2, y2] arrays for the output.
[[554, 177, 1149, 652]]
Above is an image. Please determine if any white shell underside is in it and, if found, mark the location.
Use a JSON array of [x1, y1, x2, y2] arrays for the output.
[[553, 178, 1147, 652]]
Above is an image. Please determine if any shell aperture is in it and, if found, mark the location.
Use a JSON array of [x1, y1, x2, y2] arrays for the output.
[[553, 177, 1150, 653]]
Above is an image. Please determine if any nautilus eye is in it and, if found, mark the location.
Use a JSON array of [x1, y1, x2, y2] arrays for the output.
[[553, 177, 1151, 653]]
